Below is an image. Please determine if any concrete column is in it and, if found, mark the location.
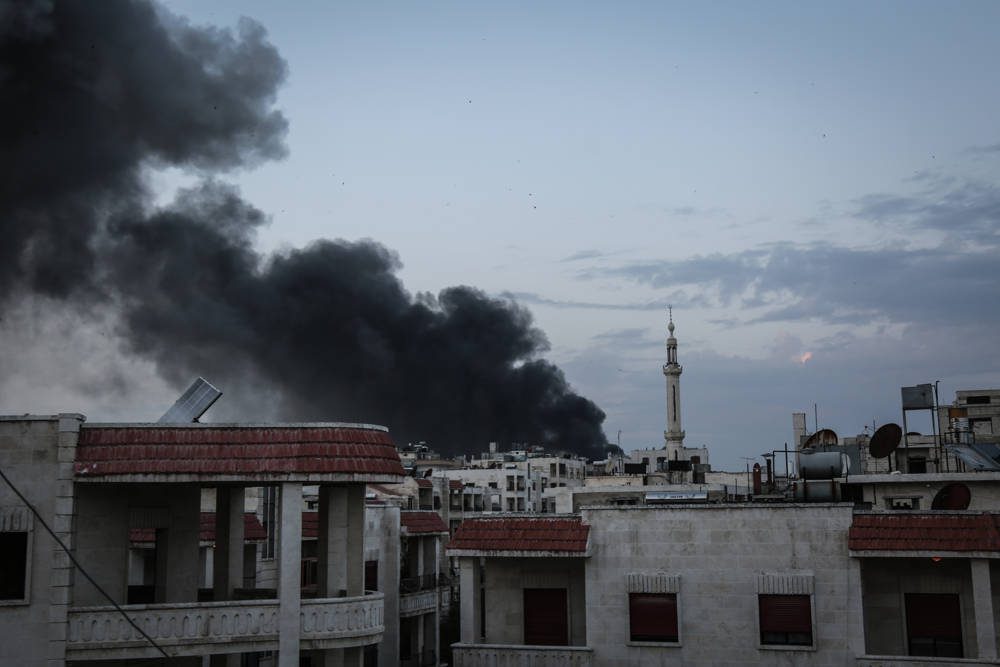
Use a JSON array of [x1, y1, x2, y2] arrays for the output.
[[971, 559, 997, 659], [846, 558, 867, 659], [213, 487, 245, 599], [459, 559, 481, 643], [211, 487, 245, 667], [164, 485, 201, 603], [277, 482, 302, 667], [317, 485, 366, 597]]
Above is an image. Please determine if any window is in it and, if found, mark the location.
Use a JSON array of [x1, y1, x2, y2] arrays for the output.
[[506, 475, 515, 491], [506, 498, 514, 511], [364, 560, 378, 591], [758, 595, 812, 646], [0, 531, 29, 601], [523, 588, 568, 645], [629, 593, 678, 642], [906, 593, 963, 657], [516, 498, 524, 511], [261, 486, 277, 559], [966, 395, 991, 405]]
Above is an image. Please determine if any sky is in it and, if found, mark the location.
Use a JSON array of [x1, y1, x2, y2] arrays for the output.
[[4, 1, 1000, 470]]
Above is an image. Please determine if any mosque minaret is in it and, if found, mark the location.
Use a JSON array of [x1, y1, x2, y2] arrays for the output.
[[663, 307, 685, 453]]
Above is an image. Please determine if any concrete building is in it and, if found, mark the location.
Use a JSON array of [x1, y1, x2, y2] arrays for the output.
[[447, 500, 1000, 666], [0, 414, 404, 667]]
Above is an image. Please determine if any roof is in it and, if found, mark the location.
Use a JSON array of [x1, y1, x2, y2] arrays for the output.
[[849, 512, 1000, 553], [449, 480, 463, 491], [130, 512, 266, 545], [447, 516, 590, 556], [401, 510, 449, 535], [416, 478, 433, 488], [74, 424, 405, 483]]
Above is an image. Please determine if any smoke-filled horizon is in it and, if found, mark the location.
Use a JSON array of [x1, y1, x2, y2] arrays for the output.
[[1, 0, 608, 458]]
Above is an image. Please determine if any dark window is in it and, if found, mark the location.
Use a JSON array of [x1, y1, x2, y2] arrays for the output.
[[261, 486, 277, 559], [629, 592, 678, 642], [364, 560, 378, 591], [758, 594, 812, 646], [908, 457, 927, 474], [0, 532, 28, 600], [966, 395, 991, 405], [906, 593, 963, 657], [523, 588, 568, 645]]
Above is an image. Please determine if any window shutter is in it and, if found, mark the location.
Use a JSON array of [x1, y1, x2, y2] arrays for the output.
[[906, 594, 962, 639], [759, 595, 811, 634], [629, 593, 678, 641]]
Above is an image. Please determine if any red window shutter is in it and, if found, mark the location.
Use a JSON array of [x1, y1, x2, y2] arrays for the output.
[[523, 588, 569, 646], [629, 593, 678, 641], [906, 594, 962, 639], [759, 595, 812, 634]]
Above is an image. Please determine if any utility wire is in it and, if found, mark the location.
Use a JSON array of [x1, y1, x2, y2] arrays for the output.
[[0, 465, 170, 659]]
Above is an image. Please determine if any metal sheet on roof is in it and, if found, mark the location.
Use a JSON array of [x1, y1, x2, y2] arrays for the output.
[[645, 491, 707, 503], [158, 377, 222, 423]]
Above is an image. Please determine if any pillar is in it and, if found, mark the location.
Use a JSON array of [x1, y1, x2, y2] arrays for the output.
[[314, 485, 366, 667], [277, 482, 302, 667], [459, 559, 481, 643], [971, 559, 997, 659], [212, 487, 245, 667], [213, 487, 245, 598]]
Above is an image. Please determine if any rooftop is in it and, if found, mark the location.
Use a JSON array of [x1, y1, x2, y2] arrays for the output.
[[401, 510, 449, 535], [74, 423, 405, 483], [447, 516, 590, 556], [849, 512, 1000, 554]]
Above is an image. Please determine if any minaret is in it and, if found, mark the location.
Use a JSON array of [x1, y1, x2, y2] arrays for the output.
[[663, 307, 685, 450]]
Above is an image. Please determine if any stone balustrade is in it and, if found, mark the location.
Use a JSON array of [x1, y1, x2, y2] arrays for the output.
[[857, 657, 997, 667], [399, 589, 438, 617], [66, 593, 383, 660], [452, 643, 594, 667]]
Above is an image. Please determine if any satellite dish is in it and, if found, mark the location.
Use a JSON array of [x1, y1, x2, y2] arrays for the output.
[[803, 428, 838, 449], [869, 423, 902, 459], [931, 483, 972, 510]]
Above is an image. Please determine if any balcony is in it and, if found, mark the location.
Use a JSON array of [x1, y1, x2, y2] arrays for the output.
[[452, 644, 593, 667], [66, 593, 384, 660], [857, 658, 997, 667]]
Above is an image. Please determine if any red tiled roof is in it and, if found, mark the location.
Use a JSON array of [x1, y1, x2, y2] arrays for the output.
[[447, 517, 589, 553], [130, 512, 266, 544], [849, 513, 1000, 552], [449, 480, 463, 491], [401, 510, 449, 535], [75, 425, 405, 478], [416, 478, 433, 488]]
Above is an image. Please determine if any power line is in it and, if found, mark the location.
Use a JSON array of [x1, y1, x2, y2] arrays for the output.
[[0, 465, 170, 659]]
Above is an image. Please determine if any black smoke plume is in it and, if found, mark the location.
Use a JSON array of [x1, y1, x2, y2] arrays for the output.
[[1, 0, 607, 457]]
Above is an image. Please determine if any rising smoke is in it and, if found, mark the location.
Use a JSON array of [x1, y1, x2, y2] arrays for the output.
[[1, 0, 607, 458]]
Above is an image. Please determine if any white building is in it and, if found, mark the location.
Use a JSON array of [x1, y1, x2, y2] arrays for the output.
[[0, 414, 405, 667]]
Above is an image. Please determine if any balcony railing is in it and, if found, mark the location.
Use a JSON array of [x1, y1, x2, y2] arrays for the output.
[[399, 589, 438, 617], [66, 593, 383, 660], [452, 644, 593, 667], [857, 657, 996, 667]]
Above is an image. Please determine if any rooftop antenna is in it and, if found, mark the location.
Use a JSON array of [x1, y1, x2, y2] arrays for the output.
[[158, 377, 222, 423]]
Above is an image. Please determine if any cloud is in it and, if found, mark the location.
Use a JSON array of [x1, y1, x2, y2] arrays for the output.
[[580, 178, 1000, 328], [503, 291, 706, 311]]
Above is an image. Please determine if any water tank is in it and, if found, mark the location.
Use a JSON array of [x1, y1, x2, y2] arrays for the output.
[[790, 480, 841, 502], [797, 451, 843, 479]]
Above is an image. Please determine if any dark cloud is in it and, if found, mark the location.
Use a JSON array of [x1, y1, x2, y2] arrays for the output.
[[1, 0, 607, 458], [1, 0, 288, 298]]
